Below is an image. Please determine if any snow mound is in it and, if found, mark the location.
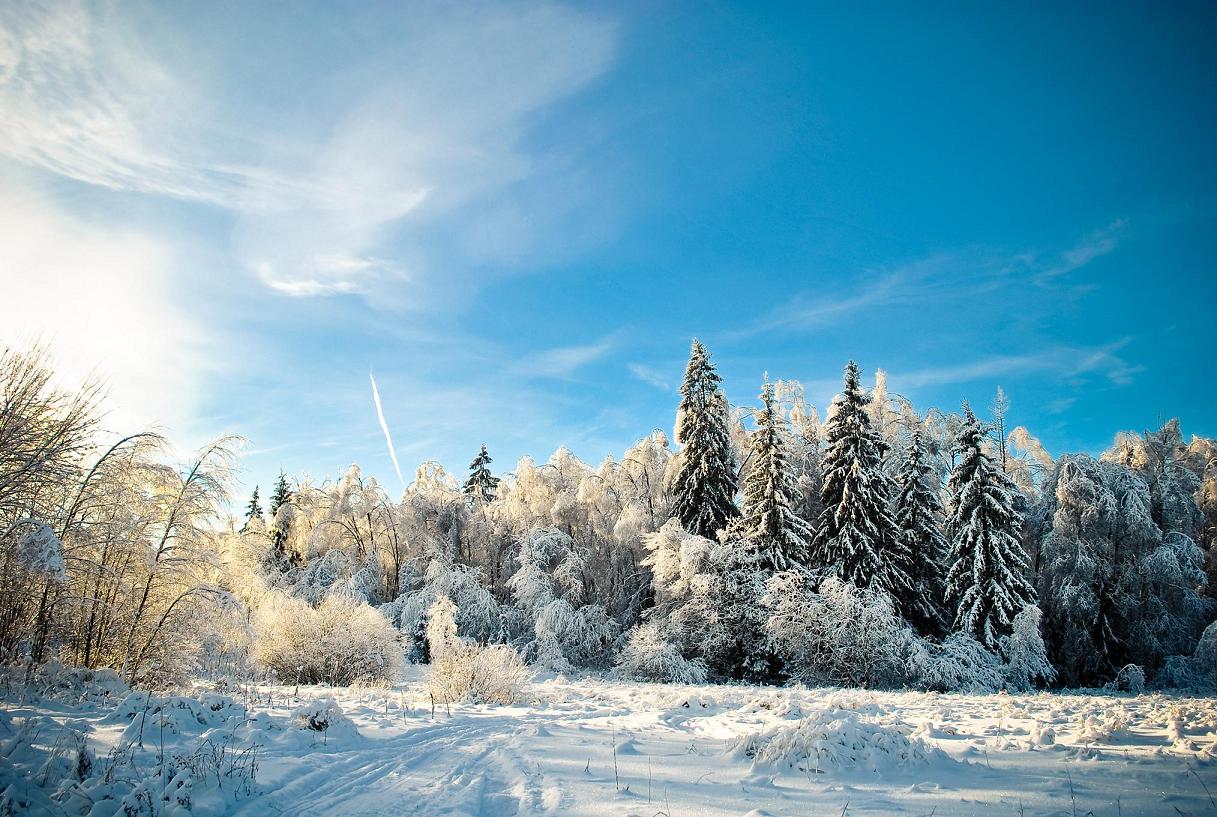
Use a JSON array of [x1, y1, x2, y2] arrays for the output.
[[1, 659, 126, 704], [109, 692, 248, 743], [291, 697, 358, 740], [729, 707, 947, 775]]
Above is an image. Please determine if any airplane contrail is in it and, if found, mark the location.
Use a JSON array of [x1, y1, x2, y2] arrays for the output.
[[369, 371, 406, 493]]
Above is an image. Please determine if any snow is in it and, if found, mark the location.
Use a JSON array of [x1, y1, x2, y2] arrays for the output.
[[5, 668, 1217, 817]]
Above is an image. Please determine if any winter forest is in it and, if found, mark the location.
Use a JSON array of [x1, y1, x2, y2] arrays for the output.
[[4, 338, 1217, 816], [4, 337, 1215, 692]]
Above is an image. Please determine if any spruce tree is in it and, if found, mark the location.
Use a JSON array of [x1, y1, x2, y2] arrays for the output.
[[241, 485, 264, 533], [944, 403, 1036, 650], [669, 339, 739, 539], [741, 379, 813, 574], [809, 362, 914, 604], [267, 470, 294, 570], [463, 444, 500, 503], [892, 429, 948, 635]]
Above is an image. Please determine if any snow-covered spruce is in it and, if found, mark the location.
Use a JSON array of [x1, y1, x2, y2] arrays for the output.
[[892, 429, 948, 635], [668, 339, 740, 540], [944, 403, 1036, 650], [809, 361, 915, 608], [462, 444, 500, 504], [740, 378, 814, 574]]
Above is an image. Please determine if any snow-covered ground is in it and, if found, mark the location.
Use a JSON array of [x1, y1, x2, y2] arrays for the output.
[[4, 668, 1217, 817]]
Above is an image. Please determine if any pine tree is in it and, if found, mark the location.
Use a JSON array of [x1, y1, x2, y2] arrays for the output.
[[267, 470, 295, 570], [944, 403, 1036, 650], [809, 361, 913, 604], [241, 485, 264, 532], [892, 429, 947, 635], [741, 379, 813, 574], [463, 444, 500, 503], [669, 339, 739, 539]]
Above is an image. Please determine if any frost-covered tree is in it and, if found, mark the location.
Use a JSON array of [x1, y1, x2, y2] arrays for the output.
[[668, 339, 739, 539], [809, 362, 913, 605], [507, 527, 618, 670], [944, 404, 1036, 650], [999, 605, 1055, 691], [241, 486, 264, 533], [765, 573, 912, 688], [463, 445, 499, 504], [892, 430, 947, 635], [741, 379, 813, 574], [1036, 453, 1210, 684]]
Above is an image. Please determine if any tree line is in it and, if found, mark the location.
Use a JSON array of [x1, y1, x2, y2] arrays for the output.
[[1, 341, 1213, 690]]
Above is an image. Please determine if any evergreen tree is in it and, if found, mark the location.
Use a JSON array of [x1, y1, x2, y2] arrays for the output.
[[669, 339, 739, 539], [944, 404, 1036, 650], [267, 470, 295, 571], [463, 444, 500, 503], [809, 361, 913, 604], [741, 379, 813, 574], [241, 485, 264, 533], [892, 430, 947, 635]]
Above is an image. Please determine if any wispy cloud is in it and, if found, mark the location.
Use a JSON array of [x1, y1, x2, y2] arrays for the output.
[[730, 222, 1128, 341], [512, 338, 616, 379], [627, 362, 672, 391], [1034, 219, 1127, 284], [888, 337, 1143, 392], [0, 1, 621, 306]]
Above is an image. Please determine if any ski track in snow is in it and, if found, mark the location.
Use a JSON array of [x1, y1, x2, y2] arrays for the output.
[[235, 714, 558, 817], [6, 670, 1217, 817]]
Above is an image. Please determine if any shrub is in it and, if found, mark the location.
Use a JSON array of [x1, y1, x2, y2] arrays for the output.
[[427, 643, 531, 706], [253, 592, 403, 685], [614, 622, 708, 684]]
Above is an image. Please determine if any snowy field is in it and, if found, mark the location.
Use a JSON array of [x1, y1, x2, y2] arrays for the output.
[[4, 668, 1217, 817]]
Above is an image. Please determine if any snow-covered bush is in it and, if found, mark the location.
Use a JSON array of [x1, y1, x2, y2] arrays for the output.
[[765, 574, 912, 687], [615, 622, 708, 684], [253, 591, 403, 685], [1106, 664, 1146, 694], [908, 632, 1004, 693], [730, 707, 945, 774], [999, 605, 1056, 691], [292, 697, 358, 739], [427, 643, 532, 706], [1158, 620, 1217, 691]]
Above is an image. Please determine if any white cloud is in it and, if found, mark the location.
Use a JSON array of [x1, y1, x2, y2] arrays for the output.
[[0, 0, 621, 306], [888, 338, 1143, 391], [512, 339, 615, 379], [1035, 219, 1127, 284], [627, 362, 671, 391], [0, 183, 218, 440]]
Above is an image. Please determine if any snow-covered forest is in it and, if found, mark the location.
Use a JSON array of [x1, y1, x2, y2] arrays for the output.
[[3, 338, 1214, 692], [3, 339, 1217, 816]]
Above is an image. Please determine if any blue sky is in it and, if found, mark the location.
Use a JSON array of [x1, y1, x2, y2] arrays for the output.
[[1, 1, 1214, 498]]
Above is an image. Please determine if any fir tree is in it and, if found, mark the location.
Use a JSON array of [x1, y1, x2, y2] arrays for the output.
[[741, 378, 813, 574], [892, 429, 948, 635], [944, 403, 1036, 650], [241, 485, 264, 533], [463, 444, 500, 503], [267, 470, 295, 571], [809, 361, 914, 604], [669, 339, 739, 539]]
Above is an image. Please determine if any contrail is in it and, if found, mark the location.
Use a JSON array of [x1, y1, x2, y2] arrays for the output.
[[369, 371, 406, 493]]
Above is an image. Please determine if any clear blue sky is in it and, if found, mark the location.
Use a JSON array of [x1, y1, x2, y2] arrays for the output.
[[1, 1, 1213, 497]]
